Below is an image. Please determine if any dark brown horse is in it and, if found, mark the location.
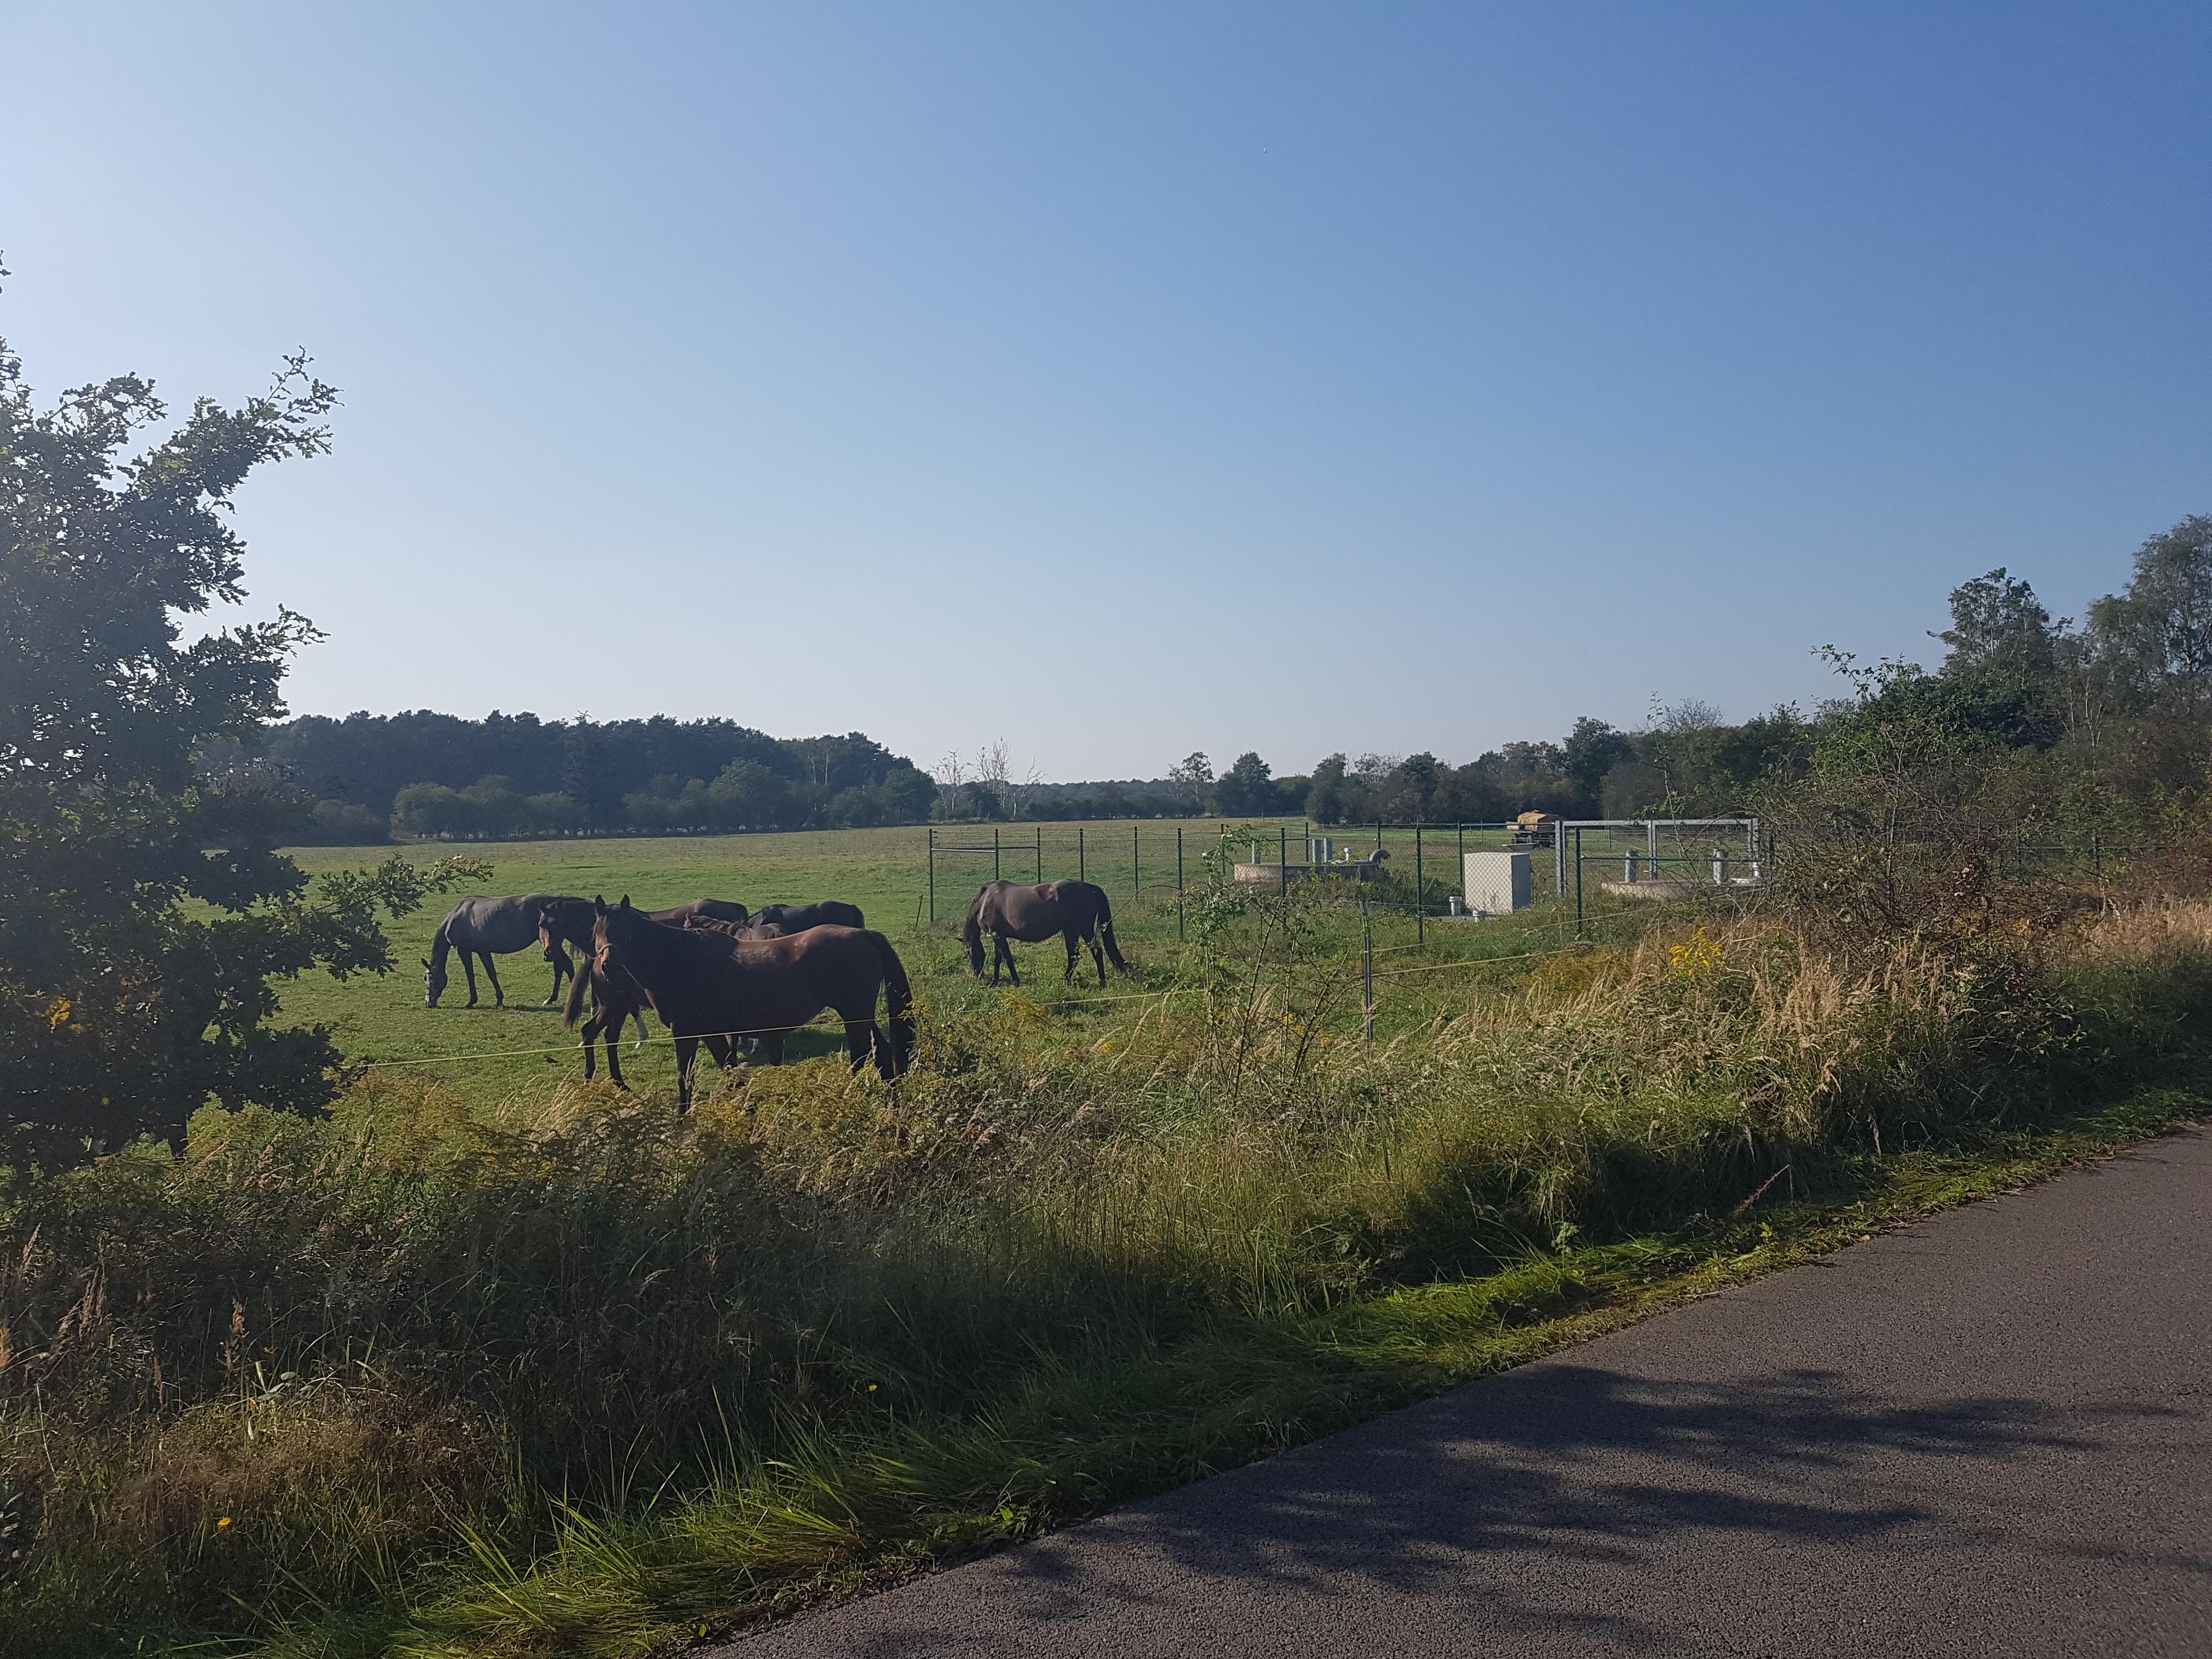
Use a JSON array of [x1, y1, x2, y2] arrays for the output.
[[591, 896, 913, 1108], [962, 880, 1128, 988], [540, 898, 753, 1073], [561, 944, 648, 1088], [555, 912, 786, 1088], [747, 900, 865, 932]]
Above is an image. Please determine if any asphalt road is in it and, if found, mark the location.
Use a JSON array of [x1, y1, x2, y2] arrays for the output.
[[732, 1130, 2212, 1657]]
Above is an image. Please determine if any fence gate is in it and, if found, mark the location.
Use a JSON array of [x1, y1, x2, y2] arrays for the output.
[[926, 826, 1045, 923]]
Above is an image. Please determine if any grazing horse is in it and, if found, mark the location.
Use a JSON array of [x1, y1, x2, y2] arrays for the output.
[[963, 880, 1128, 988], [747, 900, 865, 932], [426, 894, 586, 1007], [591, 896, 912, 1109]]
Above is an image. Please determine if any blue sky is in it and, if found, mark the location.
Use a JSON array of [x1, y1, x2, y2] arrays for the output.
[[4, 3, 2206, 780]]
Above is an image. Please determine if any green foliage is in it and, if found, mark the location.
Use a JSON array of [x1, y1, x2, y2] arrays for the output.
[[394, 777, 581, 839], [0, 332, 480, 1148], [1936, 567, 2062, 681]]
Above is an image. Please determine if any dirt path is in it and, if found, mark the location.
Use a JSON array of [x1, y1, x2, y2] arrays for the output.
[[726, 1130, 2212, 1657]]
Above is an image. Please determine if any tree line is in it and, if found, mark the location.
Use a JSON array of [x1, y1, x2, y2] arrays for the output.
[[235, 712, 936, 840]]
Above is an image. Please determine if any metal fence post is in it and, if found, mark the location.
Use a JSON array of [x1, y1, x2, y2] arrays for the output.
[[1414, 825, 1424, 943], [1177, 826, 1185, 940], [1036, 826, 1043, 883], [1133, 822, 1139, 902], [1573, 826, 1584, 938], [1362, 898, 1374, 1048], [1278, 824, 1288, 895], [927, 826, 936, 924], [1079, 827, 1086, 884], [993, 825, 1001, 883]]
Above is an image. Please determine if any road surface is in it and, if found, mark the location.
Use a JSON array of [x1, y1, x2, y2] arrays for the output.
[[731, 1130, 2212, 1656]]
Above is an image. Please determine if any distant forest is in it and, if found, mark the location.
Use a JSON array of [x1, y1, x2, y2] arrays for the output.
[[234, 712, 935, 842], [236, 523, 2207, 846], [228, 706, 1784, 845]]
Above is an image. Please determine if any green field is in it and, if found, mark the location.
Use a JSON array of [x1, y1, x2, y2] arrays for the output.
[[277, 819, 1639, 1103]]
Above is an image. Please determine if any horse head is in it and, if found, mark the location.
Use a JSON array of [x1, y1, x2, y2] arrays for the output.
[[537, 900, 567, 963], [423, 955, 447, 1007]]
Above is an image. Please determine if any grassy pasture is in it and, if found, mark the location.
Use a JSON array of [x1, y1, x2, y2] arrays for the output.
[[273, 820, 1622, 1105]]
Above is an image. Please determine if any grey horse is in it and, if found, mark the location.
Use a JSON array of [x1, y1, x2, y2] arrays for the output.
[[424, 893, 586, 1008]]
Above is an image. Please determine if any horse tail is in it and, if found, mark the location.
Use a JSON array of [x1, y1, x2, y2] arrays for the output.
[[1095, 887, 1130, 972], [868, 931, 916, 1076], [961, 893, 988, 977], [562, 957, 594, 1031]]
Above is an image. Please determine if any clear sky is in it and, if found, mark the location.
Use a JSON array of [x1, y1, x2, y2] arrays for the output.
[[4, 3, 2207, 781]]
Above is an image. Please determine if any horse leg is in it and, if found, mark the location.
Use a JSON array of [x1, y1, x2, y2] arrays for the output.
[[675, 1036, 698, 1111], [460, 949, 481, 1008], [545, 943, 572, 1005], [479, 950, 505, 1008], [1088, 926, 1107, 988], [995, 933, 1020, 987], [759, 1032, 788, 1065], [703, 1034, 736, 1069], [579, 1008, 602, 1081], [845, 1019, 881, 1075], [1063, 927, 1080, 983], [582, 997, 628, 1090]]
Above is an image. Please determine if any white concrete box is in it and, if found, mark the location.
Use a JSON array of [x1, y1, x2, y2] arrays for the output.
[[1463, 849, 1531, 917]]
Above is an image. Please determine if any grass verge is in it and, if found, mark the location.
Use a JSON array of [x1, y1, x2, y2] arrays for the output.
[[7, 894, 2212, 1657]]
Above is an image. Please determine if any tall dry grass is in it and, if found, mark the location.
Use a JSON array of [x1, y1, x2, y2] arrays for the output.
[[5, 902, 2211, 1656]]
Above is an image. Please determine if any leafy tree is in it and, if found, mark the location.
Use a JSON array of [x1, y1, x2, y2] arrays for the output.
[[1212, 751, 1276, 815], [1397, 752, 1441, 819], [1167, 751, 1214, 812], [1936, 568, 2061, 682], [2086, 516, 2212, 712], [1306, 753, 1348, 823], [1562, 716, 1632, 802], [0, 324, 479, 1150]]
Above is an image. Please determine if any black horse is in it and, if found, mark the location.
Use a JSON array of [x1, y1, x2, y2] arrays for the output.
[[426, 894, 586, 1007], [589, 896, 912, 1109], [962, 881, 1127, 988]]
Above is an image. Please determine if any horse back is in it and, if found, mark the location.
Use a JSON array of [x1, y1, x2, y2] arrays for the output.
[[980, 879, 1098, 941]]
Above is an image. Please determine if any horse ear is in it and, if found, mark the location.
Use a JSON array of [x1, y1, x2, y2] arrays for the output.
[[420, 957, 431, 968], [594, 896, 607, 915], [619, 894, 632, 910]]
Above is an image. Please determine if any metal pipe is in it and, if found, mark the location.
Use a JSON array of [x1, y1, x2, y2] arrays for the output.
[[1573, 826, 1584, 936]]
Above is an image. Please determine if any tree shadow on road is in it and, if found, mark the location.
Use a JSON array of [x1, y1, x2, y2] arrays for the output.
[[788, 1362, 2196, 1656]]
